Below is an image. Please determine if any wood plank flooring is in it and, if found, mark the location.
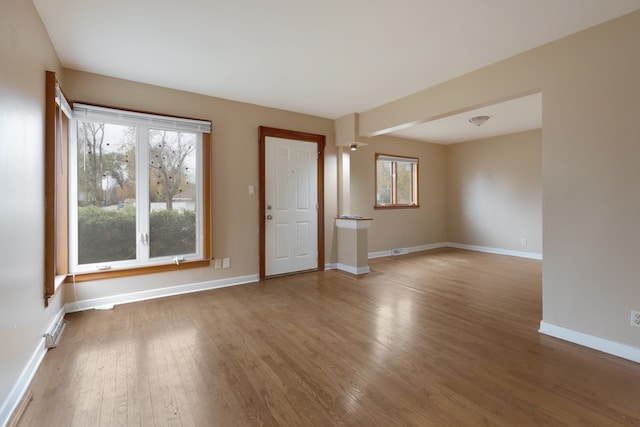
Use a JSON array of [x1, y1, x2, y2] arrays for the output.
[[18, 248, 640, 426]]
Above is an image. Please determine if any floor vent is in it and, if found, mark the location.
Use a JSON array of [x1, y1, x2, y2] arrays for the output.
[[44, 316, 66, 349], [391, 248, 409, 256]]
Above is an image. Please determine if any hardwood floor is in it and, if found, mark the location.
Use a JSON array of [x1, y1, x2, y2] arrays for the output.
[[19, 248, 640, 426]]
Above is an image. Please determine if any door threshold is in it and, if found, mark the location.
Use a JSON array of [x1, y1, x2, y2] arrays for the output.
[[263, 268, 320, 280]]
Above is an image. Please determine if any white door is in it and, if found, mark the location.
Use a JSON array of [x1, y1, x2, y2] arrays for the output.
[[265, 136, 318, 276]]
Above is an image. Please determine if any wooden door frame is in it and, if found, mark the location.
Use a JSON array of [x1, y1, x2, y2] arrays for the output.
[[258, 126, 325, 279]]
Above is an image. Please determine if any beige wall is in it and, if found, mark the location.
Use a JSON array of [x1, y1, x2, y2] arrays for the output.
[[0, 0, 66, 421], [62, 69, 338, 301], [359, 11, 640, 348], [348, 135, 447, 253], [540, 14, 640, 342], [2, 3, 639, 417], [447, 130, 542, 254], [347, 131, 541, 256]]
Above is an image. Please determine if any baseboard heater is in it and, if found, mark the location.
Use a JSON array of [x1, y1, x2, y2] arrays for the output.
[[44, 315, 66, 349]]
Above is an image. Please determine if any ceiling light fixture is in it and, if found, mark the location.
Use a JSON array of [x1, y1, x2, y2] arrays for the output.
[[350, 144, 358, 151], [468, 115, 490, 127]]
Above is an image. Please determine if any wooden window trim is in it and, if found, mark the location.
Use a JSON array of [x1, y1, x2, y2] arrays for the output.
[[45, 73, 212, 294], [374, 205, 421, 210], [45, 71, 70, 305], [374, 152, 420, 209], [65, 259, 210, 283], [45, 71, 56, 304], [68, 112, 212, 280]]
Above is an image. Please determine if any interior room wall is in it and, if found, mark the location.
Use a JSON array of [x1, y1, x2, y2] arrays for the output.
[[446, 130, 542, 255], [358, 11, 640, 349], [2, 5, 639, 421], [348, 135, 447, 253], [61, 69, 338, 302], [0, 0, 67, 422], [540, 13, 640, 344]]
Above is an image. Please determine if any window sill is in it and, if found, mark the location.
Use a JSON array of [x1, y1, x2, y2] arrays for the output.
[[374, 204, 420, 209], [65, 259, 211, 283], [54, 274, 67, 291]]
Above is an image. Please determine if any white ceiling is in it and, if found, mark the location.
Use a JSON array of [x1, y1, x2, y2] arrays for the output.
[[34, 0, 639, 142], [389, 93, 542, 144]]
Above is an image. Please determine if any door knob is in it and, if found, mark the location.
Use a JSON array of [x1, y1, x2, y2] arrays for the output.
[[266, 215, 273, 220]]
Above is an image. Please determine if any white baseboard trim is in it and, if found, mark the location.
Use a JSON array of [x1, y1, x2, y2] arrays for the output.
[[4, 274, 263, 426], [324, 263, 338, 270], [0, 343, 46, 427], [539, 321, 640, 363], [65, 274, 260, 313], [369, 242, 448, 259], [368, 250, 392, 259], [0, 306, 64, 427], [446, 242, 543, 260], [336, 263, 370, 275]]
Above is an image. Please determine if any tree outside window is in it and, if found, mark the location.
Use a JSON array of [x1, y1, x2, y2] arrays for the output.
[[70, 104, 209, 273]]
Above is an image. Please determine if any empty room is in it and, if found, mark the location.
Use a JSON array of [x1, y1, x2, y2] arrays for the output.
[[2, 1, 640, 426]]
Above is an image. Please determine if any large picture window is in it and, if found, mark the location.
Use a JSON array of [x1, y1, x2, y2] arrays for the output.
[[375, 153, 419, 208], [69, 104, 211, 274]]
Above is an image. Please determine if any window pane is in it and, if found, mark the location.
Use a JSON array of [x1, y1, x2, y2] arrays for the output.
[[148, 129, 197, 258], [76, 122, 137, 264], [376, 159, 392, 205], [396, 161, 413, 204]]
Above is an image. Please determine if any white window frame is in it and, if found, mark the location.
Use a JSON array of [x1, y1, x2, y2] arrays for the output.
[[69, 104, 211, 274]]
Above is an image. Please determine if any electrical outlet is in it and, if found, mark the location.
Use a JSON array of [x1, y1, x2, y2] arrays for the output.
[[631, 310, 640, 328], [222, 258, 230, 268], [521, 238, 527, 246], [214, 259, 222, 269]]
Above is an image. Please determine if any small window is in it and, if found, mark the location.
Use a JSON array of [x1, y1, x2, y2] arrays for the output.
[[375, 153, 419, 208]]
